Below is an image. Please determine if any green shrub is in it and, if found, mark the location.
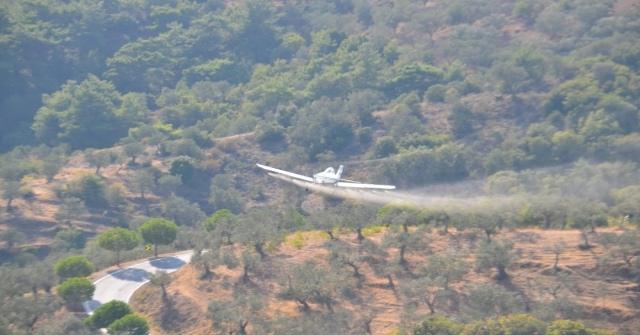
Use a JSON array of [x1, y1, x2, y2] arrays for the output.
[[425, 84, 446, 103], [513, 1, 533, 18], [458, 79, 482, 96], [54, 255, 95, 279], [57, 277, 95, 304], [546, 319, 607, 335], [203, 209, 235, 232], [169, 156, 196, 184], [413, 315, 464, 335], [356, 127, 373, 144], [448, 102, 475, 138], [374, 136, 398, 158], [66, 173, 106, 204], [53, 228, 87, 250], [255, 123, 286, 147], [169, 139, 202, 158], [107, 314, 149, 335], [85, 300, 133, 329]]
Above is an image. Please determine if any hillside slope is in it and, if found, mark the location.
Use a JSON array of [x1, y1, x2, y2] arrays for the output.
[[131, 228, 639, 335]]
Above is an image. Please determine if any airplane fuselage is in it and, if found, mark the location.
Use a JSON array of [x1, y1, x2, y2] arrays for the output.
[[312, 166, 343, 185], [256, 163, 395, 190], [312, 174, 339, 184]]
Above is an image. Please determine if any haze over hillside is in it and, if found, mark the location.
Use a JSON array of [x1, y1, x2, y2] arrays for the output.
[[1, 0, 640, 334]]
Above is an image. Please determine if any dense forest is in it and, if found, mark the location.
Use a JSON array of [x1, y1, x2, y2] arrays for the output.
[[1, 0, 640, 334]]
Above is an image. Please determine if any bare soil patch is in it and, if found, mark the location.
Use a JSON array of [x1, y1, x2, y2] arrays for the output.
[[131, 227, 640, 335]]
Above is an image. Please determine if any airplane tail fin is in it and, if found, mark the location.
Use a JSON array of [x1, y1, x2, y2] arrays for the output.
[[336, 165, 344, 180]]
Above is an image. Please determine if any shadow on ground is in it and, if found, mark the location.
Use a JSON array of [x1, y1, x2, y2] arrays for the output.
[[150, 256, 186, 270], [108, 268, 149, 282]]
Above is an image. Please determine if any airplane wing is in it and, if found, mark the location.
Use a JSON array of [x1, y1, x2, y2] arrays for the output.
[[256, 164, 313, 182], [339, 178, 361, 183], [336, 182, 396, 190]]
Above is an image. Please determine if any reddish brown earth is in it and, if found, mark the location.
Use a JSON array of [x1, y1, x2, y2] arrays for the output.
[[131, 227, 640, 335]]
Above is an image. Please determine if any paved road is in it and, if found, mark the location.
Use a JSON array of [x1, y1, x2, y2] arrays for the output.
[[83, 253, 192, 314]]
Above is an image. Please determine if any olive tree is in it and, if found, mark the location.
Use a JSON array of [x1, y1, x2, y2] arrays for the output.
[[533, 273, 584, 321], [209, 185, 244, 214], [84, 149, 112, 174], [0, 264, 30, 298], [465, 283, 524, 320], [54, 197, 88, 226], [0, 227, 26, 250], [459, 209, 503, 243], [1, 180, 24, 210], [419, 249, 470, 290], [203, 209, 237, 244], [190, 249, 221, 280], [27, 261, 57, 294], [134, 171, 154, 200], [381, 224, 429, 264], [157, 174, 181, 195], [475, 238, 518, 280], [149, 270, 171, 301], [148, 131, 168, 156], [610, 230, 640, 267], [235, 207, 283, 259], [323, 239, 367, 277], [531, 196, 565, 229], [53, 228, 86, 251], [543, 239, 568, 271], [272, 310, 353, 334], [0, 294, 63, 332], [163, 195, 206, 226], [122, 141, 145, 165], [105, 183, 126, 208], [360, 239, 402, 288], [421, 208, 452, 234], [41, 153, 66, 183], [402, 276, 451, 315], [570, 202, 607, 249], [377, 203, 422, 232], [338, 201, 377, 242], [277, 260, 353, 313], [65, 173, 106, 205], [35, 312, 92, 334], [309, 212, 340, 240], [207, 294, 265, 335]]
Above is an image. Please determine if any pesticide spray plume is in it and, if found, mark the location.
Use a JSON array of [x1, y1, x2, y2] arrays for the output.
[[271, 172, 525, 214], [271, 159, 640, 217]]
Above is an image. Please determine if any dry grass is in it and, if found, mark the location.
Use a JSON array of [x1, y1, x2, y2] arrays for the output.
[[131, 227, 640, 335], [0, 133, 264, 247]]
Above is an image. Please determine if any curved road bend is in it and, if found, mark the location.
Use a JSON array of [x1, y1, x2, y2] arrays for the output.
[[83, 252, 192, 315]]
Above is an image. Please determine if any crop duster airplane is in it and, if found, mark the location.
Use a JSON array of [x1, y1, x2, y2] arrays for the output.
[[256, 164, 396, 190]]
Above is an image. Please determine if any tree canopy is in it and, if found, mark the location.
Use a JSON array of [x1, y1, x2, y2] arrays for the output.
[[0, 0, 640, 333], [98, 228, 140, 266], [139, 218, 178, 257]]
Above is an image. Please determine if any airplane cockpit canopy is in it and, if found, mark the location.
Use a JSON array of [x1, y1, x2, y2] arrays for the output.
[[324, 167, 335, 174]]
